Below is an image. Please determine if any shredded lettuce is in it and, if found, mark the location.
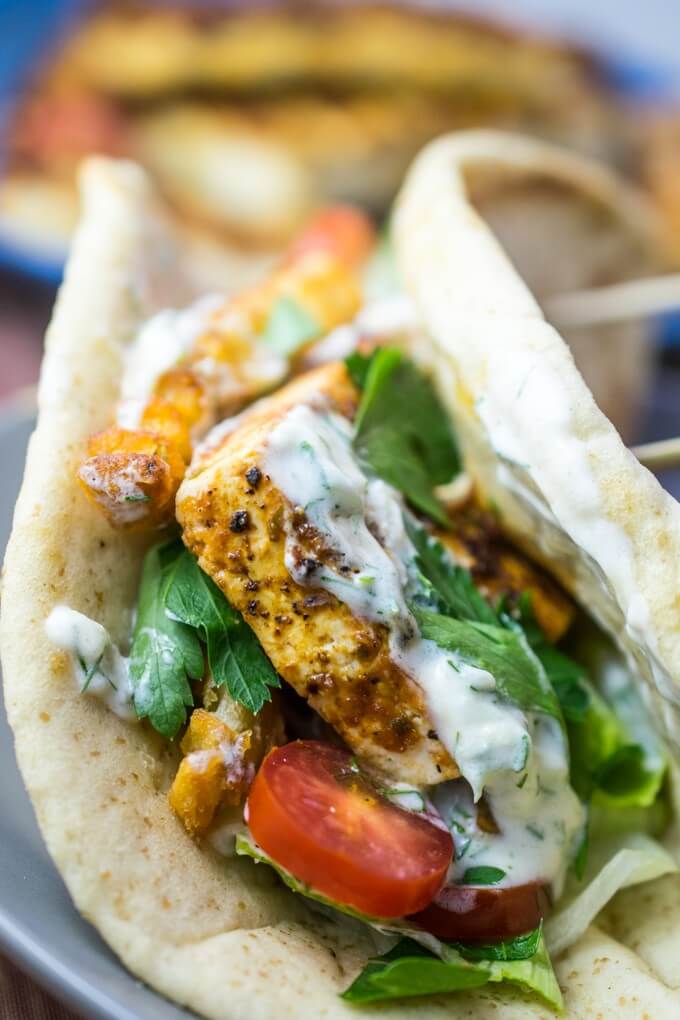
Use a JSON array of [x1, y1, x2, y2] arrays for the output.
[[235, 831, 394, 929], [545, 832, 677, 957]]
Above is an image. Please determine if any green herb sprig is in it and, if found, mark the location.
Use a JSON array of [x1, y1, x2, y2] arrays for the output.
[[129, 541, 279, 738]]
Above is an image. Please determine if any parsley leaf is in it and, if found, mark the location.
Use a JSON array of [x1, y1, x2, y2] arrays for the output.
[[341, 933, 563, 1011], [345, 349, 374, 389], [350, 348, 460, 526], [413, 607, 562, 722], [129, 542, 203, 739], [129, 542, 280, 737], [406, 517, 497, 624], [165, 546, 280, 714], [262, 296, 319, 356]]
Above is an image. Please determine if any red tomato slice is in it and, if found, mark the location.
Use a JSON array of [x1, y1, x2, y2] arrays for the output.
[[246, 741, 453, 918], [410, 881, 550, 941], [288, 206, 376, 267]]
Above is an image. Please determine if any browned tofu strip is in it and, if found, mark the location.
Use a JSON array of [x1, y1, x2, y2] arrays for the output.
[[178, 363, 458, 785], [435, 506, 575, 643]]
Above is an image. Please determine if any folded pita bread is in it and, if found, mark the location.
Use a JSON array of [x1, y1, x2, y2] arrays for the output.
[[2, 136, 680, 1019]]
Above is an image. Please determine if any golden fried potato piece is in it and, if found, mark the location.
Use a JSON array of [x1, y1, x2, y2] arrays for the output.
[[78, 427, 186, 529], [169, 692, 285, 838], [169, 710, 252, 838], [178, 363, 459, 786], [140, 399, 193, 462], [199, 250, 361, 355], [436, 507, 575, 643], [169, 745, 231, 839]]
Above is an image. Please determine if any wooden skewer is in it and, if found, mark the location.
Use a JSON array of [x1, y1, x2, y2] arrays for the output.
[[632, 437, 680, 472], [545, 273, 680, 329]]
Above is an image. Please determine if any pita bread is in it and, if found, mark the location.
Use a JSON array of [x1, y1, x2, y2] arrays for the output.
[[2, 142, 680, 1018]]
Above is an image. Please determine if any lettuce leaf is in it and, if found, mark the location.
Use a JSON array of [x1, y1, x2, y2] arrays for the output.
[[520, 602, 667, 812], [545, 832, 677, 957], [342, 933, 563, 1011], [596, 651, 667, 808], [568, 673, 666, 810], [235, 831, 394, 928], [341, 941, 488, 1003]]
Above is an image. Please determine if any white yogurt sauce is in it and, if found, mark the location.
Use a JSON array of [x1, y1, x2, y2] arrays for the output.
[[77, 461, 154, 528], [263, 404, 584, 894], [45, 606, 136, 721], [117, 294, 224, 428], [302, 324, 360, 367]]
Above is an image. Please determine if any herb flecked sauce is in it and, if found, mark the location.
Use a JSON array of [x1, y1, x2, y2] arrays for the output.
[[264, 403, 585, 894]]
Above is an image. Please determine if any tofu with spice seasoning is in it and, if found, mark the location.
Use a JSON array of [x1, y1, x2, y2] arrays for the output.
[[177, 360, 576, 785], [177, 362, 459, 785]]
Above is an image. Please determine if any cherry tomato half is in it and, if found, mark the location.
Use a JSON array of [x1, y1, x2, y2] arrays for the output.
[[246, 741, 453, 918], [410, 881, 550, 941], [287, 206, 376, 267]]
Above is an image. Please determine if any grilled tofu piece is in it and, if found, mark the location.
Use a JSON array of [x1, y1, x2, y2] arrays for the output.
[[178, 362, 458, 785]]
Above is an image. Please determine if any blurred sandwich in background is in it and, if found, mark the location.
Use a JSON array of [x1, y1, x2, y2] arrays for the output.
[[2, 0, 670, 288]]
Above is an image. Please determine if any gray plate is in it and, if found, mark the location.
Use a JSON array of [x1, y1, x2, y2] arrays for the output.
[[0, 403, 194, 1020]]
